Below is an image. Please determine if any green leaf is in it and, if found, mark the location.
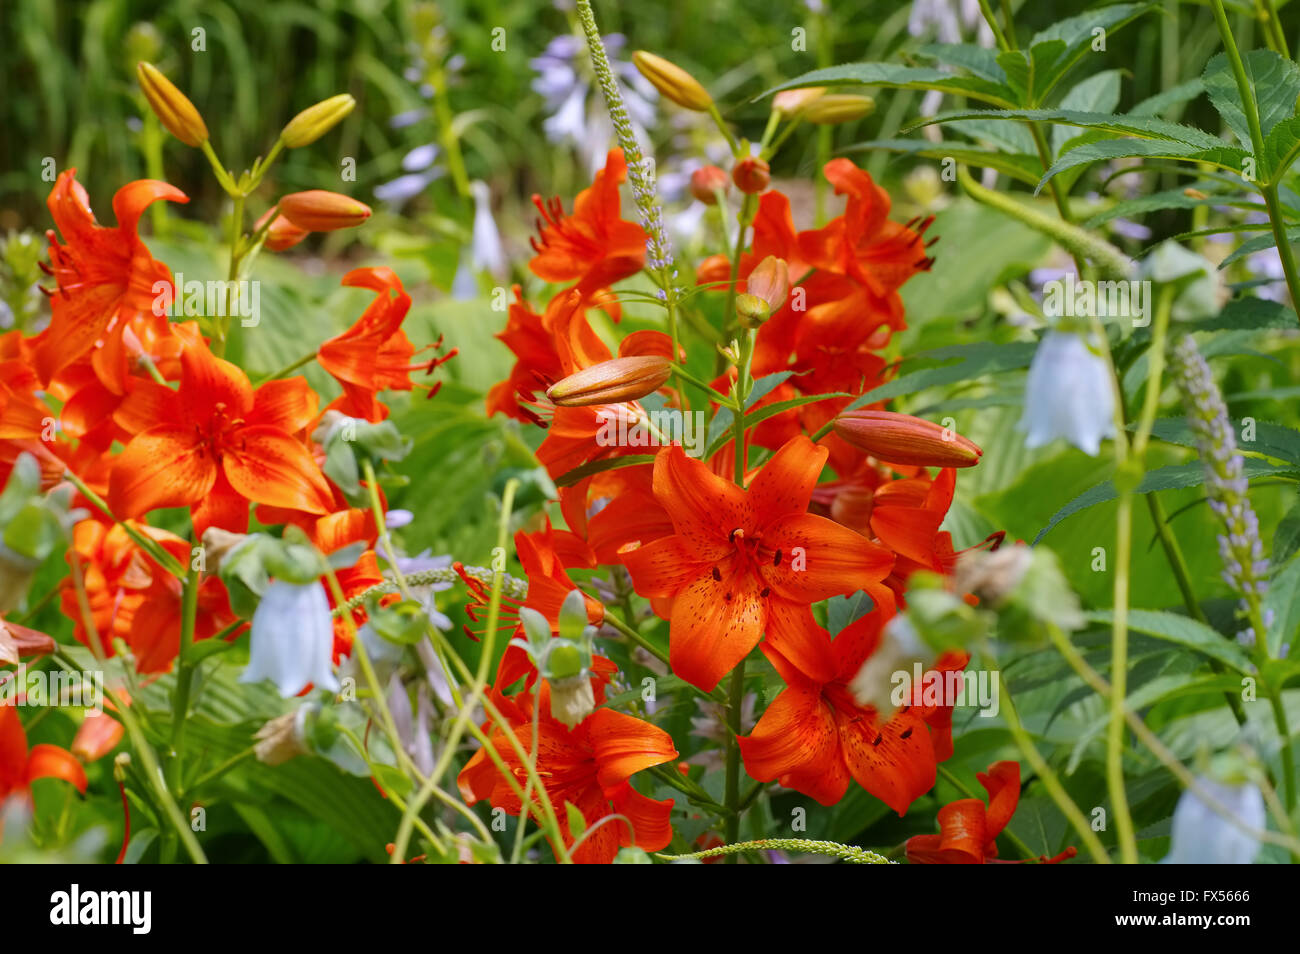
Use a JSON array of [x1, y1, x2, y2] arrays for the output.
[[997, 42, 1067, 107], [1053, 71, 1123, 156], [1034, 459, 1300, 542], [1085, 610, 1253, 672], [1040, 138, 1251, 193], [1129, 78, 1205, 118], [1264, 556, 1300, 656], [1143, 417, 1300, 466], [1082, 188, 1258, 229], [906, 108, 1224, 148], [565, 801, 587, 838], [843, 139, 1043, 187], [1220, 228, 1300, 269], [1195, 296, 1297, 331], [839, 341, 1038, 414], [553, 454, 658, 489], [704, 391, 852, 459], [1026, 2, 1155, 102], [1203, 50, 1300, 146], [1274, 500, 1300, 565], [827, 591, 875, 637], [917, 43, 1007, 83], [761, 63, 1017, 108], [1261, 115, 1300, 183]]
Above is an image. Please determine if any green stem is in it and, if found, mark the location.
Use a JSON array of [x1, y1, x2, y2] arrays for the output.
[[1261, 185, 1300, 313], [996, 667, 1111, 863], [722, 656, 747, 859], [659, 838, 891, 864], [166, 560, 201, 795]]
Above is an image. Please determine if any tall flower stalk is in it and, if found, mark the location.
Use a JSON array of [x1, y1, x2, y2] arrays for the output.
[[575, 0, 687, 407]]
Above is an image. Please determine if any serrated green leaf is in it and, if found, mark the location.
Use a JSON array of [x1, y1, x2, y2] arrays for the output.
[[1040, 138, 1251, 193], [917, 43, 1007, 83], [1261, 115, 1300, 183], [761, 63, 1018, 108], [907, 108, 1225, 149], [1203, 50, 1300, 146], [1053, 71, 1122, 156], [1082, 188, 1259, 229], [1085, 610, 1253, 672], [1027, 2, 1155, 102], [1220, 228, 1300, 269]]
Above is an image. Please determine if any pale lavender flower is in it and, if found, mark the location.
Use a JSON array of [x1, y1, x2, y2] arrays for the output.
[[241, 581, 338, 697], [1020, 330, 1116, 456], [1162, 778, 1264, 864]]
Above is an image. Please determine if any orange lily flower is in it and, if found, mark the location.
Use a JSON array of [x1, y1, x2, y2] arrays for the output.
[[529, 148, 647, 313], [458, 674, 677, 864], [738, 591, 968, 814], [622, 435, 894, 691], [0, 356, 66, 489], [34, 170, 188, 393], [60, 518, 241, 673], [906, 760, 1077, 864], [0, 705, 87, 801], [108, 328, 334, 537], [319, 267, 440, 422]]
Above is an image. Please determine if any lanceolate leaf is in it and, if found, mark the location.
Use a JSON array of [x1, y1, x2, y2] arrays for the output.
[[1026, 2, 1155, 102], [1034, 459, 1300, 542], [1083, 188, 1261, 228], [1085, 610, 1253, 673], [553, 454, 658, 488], [839, 341, 1038, 414], [842, 139, 1043, 186], [1261, 116, 1300, 184], [905, 109, 1226, 149], [1039, 139, 1251, 193], [760, 63, 1018, 108]]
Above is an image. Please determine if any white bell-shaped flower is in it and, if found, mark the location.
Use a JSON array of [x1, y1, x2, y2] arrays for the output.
[[1162, 777, 1264, 864], [1020, 330, 1116, 456], [240, 581, 339, 697]]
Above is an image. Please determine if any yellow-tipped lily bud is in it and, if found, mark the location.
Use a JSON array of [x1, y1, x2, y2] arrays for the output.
[[547, 355, 672, 407], [772, 87, 826, 117], [737, 256, 789, 327], [280, 93, 357, 148], [832, 410, 983, 468], [801, 93, 875, 125], [632, 51, 713, 112], [277, 190, 372, 232], [136, 62, 209, 147]]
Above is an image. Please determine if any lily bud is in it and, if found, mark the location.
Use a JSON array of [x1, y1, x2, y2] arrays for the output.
[[832, 409, 983, 467], [732, 156, 770, 195], [745, 256, 789, 314], [631, 51, 712, 111], [547, 355, 672, 407], [801, 93, 875, 124], [72, 710, 124, 763], [689, 165, 729, 204], [0, 619, 55, 666], [772, 87, 826, 117], [254, 208, 309, 252], [280, 93, 356, 148], [277, 190, 372, 232], [136, 62, 208, 147]]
